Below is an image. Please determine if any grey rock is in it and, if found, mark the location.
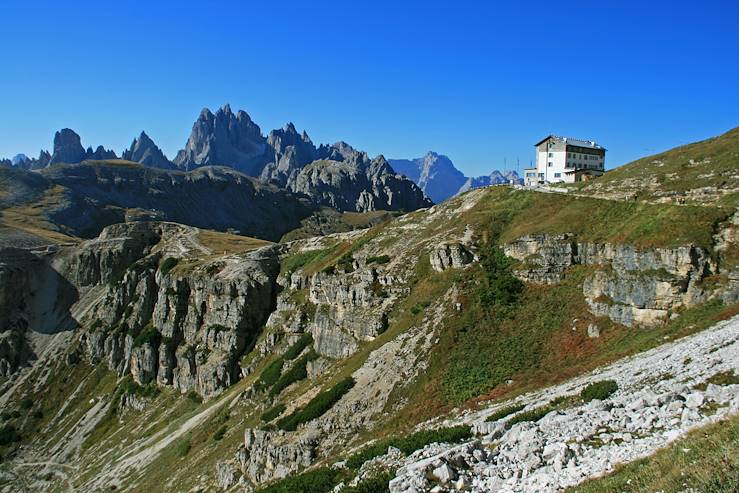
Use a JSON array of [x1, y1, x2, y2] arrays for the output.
[[122, 131, 173, 168], [49, 128, 87, 165]]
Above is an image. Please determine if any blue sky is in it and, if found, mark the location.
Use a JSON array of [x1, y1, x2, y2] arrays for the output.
[[1, 0, 738, 176]]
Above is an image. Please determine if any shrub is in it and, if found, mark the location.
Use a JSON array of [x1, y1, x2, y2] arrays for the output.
[[277, 377, 355, 431], [255, 358, 284, 391], [19, 398, 33, 410], [31, 409, 43, 420], [366, 255, 391, 265], [581, 380, 618, 402], [269, 351, 318, 397], [342, 472, 394, 493], [160, 257, 179, 276], [212, 425, 227, 441], [337, 254, 355, 273], [478, 243, 524, 307], [507, 405, 552, 426], [0, 424, 20, 445], [283, 333, 314, 360], [345, 425, 471, 470], [132, 325, 162, 349], [485, 403, 525, 422], [261, 403, 287, 422], [120, 376, 160, 399], [256, 467, 341, 493], [186, 391, 203, 404], [0, 410, 20, 421], [176, 436, 191, 457]]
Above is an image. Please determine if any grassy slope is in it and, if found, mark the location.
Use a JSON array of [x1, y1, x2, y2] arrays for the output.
[[568, 415, 738, 493], [574, 125, 739, 207]]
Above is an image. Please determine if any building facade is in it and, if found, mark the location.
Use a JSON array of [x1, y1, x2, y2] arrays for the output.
[[524, 135, 606, 186]]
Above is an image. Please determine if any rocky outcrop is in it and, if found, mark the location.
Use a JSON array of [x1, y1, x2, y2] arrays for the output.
[[289, 154, 432, 212], [239, 429, 318, 484], [85, 145, 118, 161], [503, 234, 716, 326], [0, 248, 79, 375], [430, 242, 475, 272], [49, 128, 87, 165], [173, 105, 269, 175], [122, 131, 172, 168], [259, 123, 319, 186]]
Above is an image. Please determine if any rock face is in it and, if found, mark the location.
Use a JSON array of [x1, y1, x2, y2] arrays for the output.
[[68, 222, 281, 398], [239, 429, 317, 483], [289, 154, 432, 212], [259, 123, 319, 186], [430, 242, 475, 272], [173, 105, 268, 175], [503, 234, 714, 326], [49, 128, 87, 165], [389, 151, 522, 203], [122, 131, 172, 168], [0, 248, 79, 375]]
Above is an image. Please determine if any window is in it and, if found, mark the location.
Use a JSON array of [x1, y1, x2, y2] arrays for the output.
[[548, 162, 553, 167], [554, 173, 561, 178], [526, 172, 536, 177], [548, 152, 553, 158], [538, 173, 544, 178]]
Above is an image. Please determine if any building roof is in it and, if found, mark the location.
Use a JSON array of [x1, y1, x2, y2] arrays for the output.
[[534, 135, 605, 150]]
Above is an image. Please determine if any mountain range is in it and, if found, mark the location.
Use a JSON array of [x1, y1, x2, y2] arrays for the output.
[[3, 106, 518, 207]]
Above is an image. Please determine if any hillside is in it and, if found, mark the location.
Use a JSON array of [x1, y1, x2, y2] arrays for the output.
[[0, 129, 737, 492], [573, 125, 739, 207]]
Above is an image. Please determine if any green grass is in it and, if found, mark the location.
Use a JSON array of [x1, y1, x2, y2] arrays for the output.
[[277, 377, 355, 431], [485, 404, 525, 422], [580, 380, 618, 402], [281, 245, 341, 276], [345, 426, 471, 470], [568, 415, 739, 493], [506, 405, 553, 426], [255, 358, 284, 391]]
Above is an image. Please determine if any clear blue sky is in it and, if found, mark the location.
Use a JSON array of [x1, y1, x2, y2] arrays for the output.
[[1, 0, 738, 176]]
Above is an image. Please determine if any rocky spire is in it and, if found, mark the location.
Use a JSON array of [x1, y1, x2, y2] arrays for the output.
[[173, 104, 268, 174], [122, 131, 172, 168], [49, 128, 86, 165]]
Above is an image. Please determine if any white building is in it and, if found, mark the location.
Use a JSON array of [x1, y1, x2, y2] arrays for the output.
[[524, 135, 606, 186]]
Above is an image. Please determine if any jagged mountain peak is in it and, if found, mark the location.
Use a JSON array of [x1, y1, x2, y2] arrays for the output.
[[123, 131, 172, 169]]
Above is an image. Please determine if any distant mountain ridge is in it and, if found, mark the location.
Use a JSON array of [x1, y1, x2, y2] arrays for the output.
[[389, 151, 521, 203], [2, 104, 432, 214]]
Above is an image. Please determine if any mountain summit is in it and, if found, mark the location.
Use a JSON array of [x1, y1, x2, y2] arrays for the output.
[[173, 104, 268, 175], [389, 152, 521, 203]]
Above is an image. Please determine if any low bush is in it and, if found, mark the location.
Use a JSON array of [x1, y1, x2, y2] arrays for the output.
[[176, 436, 191, 457], [342, 471, 394, 493], [261, 403, 287, 422], [277, 377, 355, 431], [269, 351, 318, 397], [345, 425, 471, 470], [19, 398, 33, 410], [255, 358, 284, 391], [256, 467, 341, 493], [283, 333, 314, 360], [507, 405, 552, 426], [485, 403, 525, 422], [581, 380, 618, 402], [160, 257, 179, 276], [132, 325, 162, 349], [366, 255, 391, 265], [0, 424, 20, 446], [212, 425, 227, 441], [186, 391, 203, 404], [120, 376, 160, 399]]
